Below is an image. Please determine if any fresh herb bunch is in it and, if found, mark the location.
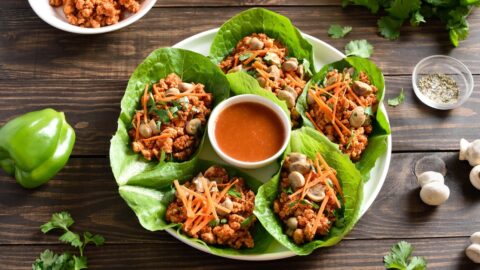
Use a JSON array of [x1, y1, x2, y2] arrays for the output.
[[342, 0, 479, 46], [384, 241, 427, 270], [32, 212, 105, 270]]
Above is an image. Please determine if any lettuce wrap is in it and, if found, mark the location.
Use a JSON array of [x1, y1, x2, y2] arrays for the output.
[[254, 127, 363, 255], [296, 56, 391, 181], [110, 48, 229, 189], [119, 160, 279, 256], [209, 8, 315, 122]]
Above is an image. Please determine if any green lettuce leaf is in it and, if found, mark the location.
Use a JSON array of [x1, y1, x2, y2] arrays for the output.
[[119, 160, 279, 256], [226, 71, 290, 118], [254, 127, 363, 255], [110, 48, 229, 189], [209, 8, 315, 76], [296, 56, 390, 181]]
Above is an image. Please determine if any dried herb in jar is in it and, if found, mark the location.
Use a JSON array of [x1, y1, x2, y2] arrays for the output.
[[418, 74, 459, 104]]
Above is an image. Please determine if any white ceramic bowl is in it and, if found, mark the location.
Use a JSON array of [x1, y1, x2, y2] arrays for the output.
[[208, 94, 291, 169], [28, 0, 157, 34]]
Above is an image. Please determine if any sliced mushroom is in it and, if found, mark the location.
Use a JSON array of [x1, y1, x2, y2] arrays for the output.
[[186, 118, 202, 135], [249, 37, 264, 50], [178, 82, 193, 92], [289, 161, 311, 174], [166, 87, 180, 96], [267, 65, 281, 81], [256, 76, 267, 87], [286, 217, 298, 229], [210, 181, 219, 192], [192, 173, 208, 192], [325, 76, 337, 86], [288, 171, 305, 190], [217, 197, 233, 216], [139, 123, 152, 138], [288, 152, 307, 163], [352, 81, 373, 96], [282, 58, 298, 72], [148, 119, 161, 135], [297, 64, 304, 79], [349, 106, 366, 128], [306, 184, 326, 202], [265, 52, 281, 66], [470, 165, 480, 190], [283, 85, 298, 100], [228, 65, 243, 74], [277, 90, 296, 108]]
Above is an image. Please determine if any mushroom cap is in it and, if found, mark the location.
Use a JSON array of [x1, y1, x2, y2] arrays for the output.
[[470, 165, 480, 190], [466, 244, 480, 263], [419, 182, 450, 206], [288, 171, 306, 190], [471, 232, 480, 244], [467, 140, 480, 166], [417, 171, 444, 187], [460, 138, 469, 161]]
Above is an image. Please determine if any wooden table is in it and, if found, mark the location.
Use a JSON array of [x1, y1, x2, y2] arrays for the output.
[[1, 1, 479, 269]]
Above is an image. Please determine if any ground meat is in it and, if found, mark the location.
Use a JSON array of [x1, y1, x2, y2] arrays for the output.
[[165, 166, 256, 249], [273, 152, 341, 245], [49, 0, 142, 28], [307, 68, 378, 161], [219, 33, 310, 127], [128, 73, 212, 162]]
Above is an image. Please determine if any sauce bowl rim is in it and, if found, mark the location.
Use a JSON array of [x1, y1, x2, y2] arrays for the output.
[[208, 94, 291, 169]]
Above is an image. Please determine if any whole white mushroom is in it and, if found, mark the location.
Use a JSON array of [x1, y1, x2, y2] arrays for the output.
[[459, 138, 480, 166], [470, 165, 480, 190], [416, 171, 450, 206], [466, 232, 480, 263]]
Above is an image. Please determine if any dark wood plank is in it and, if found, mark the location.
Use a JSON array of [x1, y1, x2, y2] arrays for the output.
[[0, 238, 476, 269], [1, 7, 479, 80], [4, 0, 343, 9], [1, 75, 478, 156], [0, 153, 479, 245]]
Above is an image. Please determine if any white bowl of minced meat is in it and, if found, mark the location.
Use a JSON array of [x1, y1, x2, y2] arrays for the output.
[[29, 0, 157, 34]]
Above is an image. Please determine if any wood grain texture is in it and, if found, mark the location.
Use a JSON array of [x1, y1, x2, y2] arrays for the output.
[[0, 76, 478, 156], [0, 153, 479, 245], [1, 7, 479, 80], [0, 238, 476, 270]]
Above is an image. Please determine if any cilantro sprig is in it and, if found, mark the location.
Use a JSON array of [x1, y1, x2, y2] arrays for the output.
[[328, 24, 352, 38], [33, 212, 105, 270], [388, 88, 405, 107], [345, 39, 374, 58], [384, 241, 427, 270]]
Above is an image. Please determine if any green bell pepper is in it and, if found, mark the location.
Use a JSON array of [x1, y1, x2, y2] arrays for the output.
[[0, 109, 76, 188]]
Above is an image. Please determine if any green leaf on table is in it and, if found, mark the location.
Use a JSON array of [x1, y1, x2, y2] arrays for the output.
[[410, 10, 425, 26], [328, 24, 352, 38], [254, 127, 363, 255], [40, 212, 74, 233], [386, 0, 421, 20], [59, 231, 83, 248], [73, 256, 88, 270], [32, 250, 74, 270], [388, 88, 405, 107], [378, 16, 404, 40], [384, 241, 427, 270], [345, 40, 374, 58], [83, 231, 105, 247]]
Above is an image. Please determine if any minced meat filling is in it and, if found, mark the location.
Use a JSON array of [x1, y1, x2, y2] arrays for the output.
[[129, 73, 212, 162], [165, 166, 256, 249], [273, 152, 342, 245], [306, 68, 378, 161], [219, 33, 310, 127]]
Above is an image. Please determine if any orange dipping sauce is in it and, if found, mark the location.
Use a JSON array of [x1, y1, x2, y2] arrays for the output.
[[215, 102, 286, 162]]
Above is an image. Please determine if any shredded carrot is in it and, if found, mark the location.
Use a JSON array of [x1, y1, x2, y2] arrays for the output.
[[134, 112, 141, 140], [216, 179, 239, 202], [174, 180, 193, 217], [286, 73, 303, 88], [316, 153, 343, 197], [300, 171, 313, 200], [190, 215, 214, 235], [310, 90, 334, 120], [312, 194, 330, 234], [288, 171, 332, 199], [256, 68, 270, 79], [347, 86, 366, 107], [233, 54, 239, 67], [243, 51, 261, 65], [252, 60, 268, 71], [141, 133, 170, 142], [305, 111, 322, 133], [201, 178, 218, 221], [318, 82, 343, 93], [142, 84, 149, 124]]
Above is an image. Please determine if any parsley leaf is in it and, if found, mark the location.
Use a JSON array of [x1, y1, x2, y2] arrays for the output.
[[384, 241, 427, 270], [240, 215, 255, 228], [386, 0, 421, 20], [83, 231, 105, 247], [41, 212, 74, 233], [328, 24, 352, 38], [300, 58, 313, 78], [59, 231, 83, 248], [410, 10, 425, 27], [345, 39, 374, 58], [388, 88, 405, 107], [378, 16, 403, 40]]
